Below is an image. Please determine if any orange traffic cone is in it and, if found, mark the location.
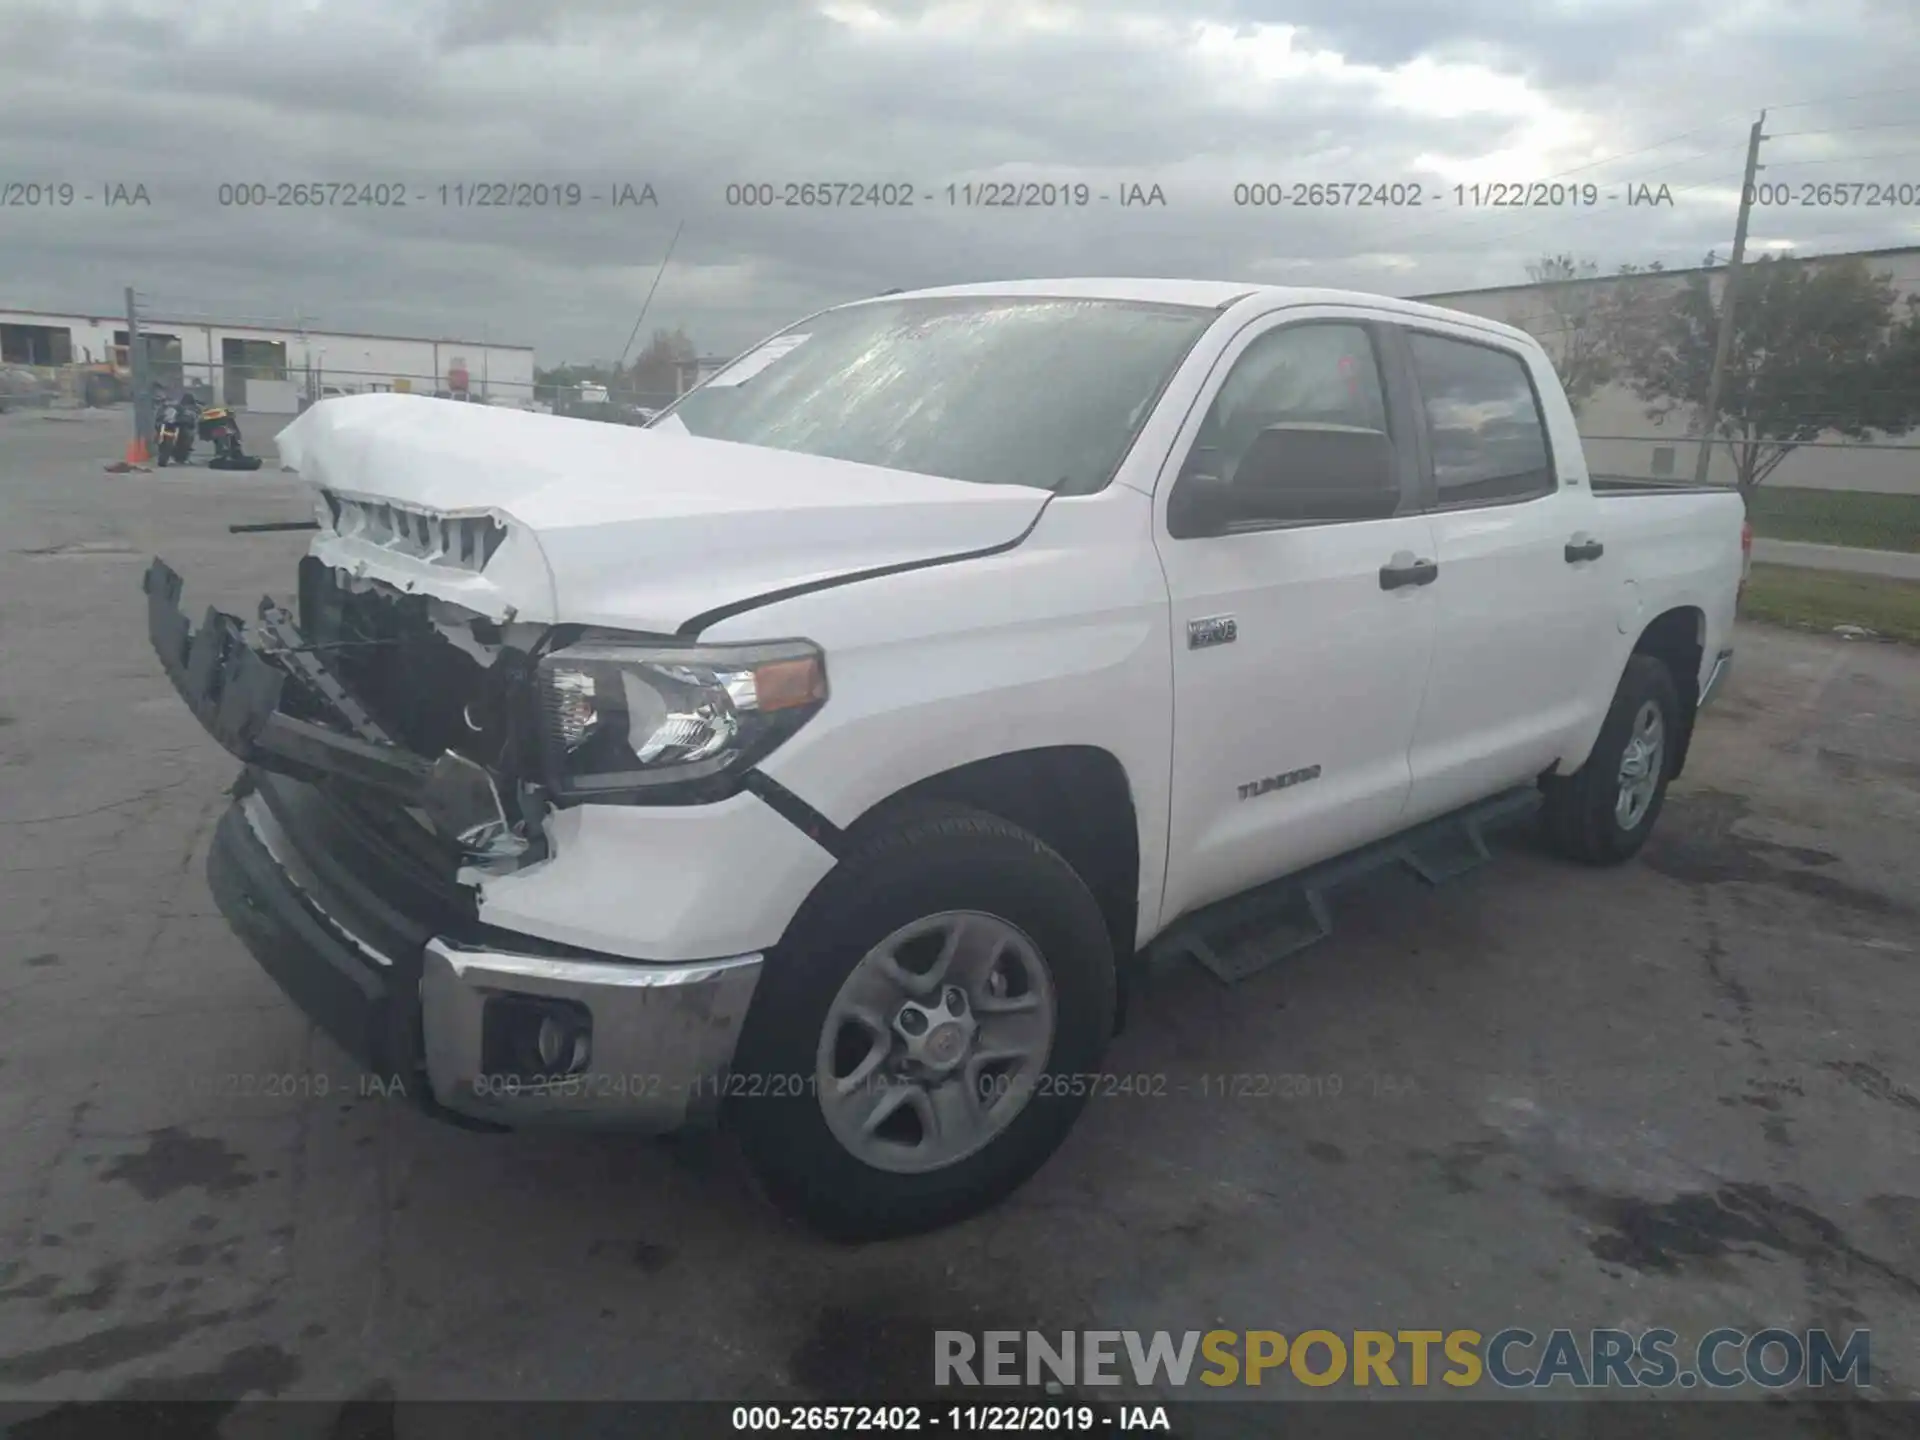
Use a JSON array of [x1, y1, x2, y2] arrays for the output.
[[105, 435, 152, 472]]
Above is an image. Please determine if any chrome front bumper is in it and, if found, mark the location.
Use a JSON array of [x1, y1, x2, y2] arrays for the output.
[[213, 787, 763, 1134], [421, 940, 763, 1130], [1699, 647, 1735, 709]]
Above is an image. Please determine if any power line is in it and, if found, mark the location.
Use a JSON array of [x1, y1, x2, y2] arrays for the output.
[[1509, 121, 1753, 180], [1380, 93, 1920, 263], [1755, 150, 1920, 171], [1769, 122, 1920, 138], [1384, 118, 1920, 285], [1288, 104, 1918, 310], [1271, 104, 1906, 271], [1370, 127, 1751, 253], [1381, 174, 1730, 270], [1404, 235, 1905, 325], [1768, 84, 1920, 112]]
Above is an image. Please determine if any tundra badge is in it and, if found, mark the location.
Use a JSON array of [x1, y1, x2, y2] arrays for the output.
[[1188, 615, 1238, 649], [1238, 765, 1322, 800]]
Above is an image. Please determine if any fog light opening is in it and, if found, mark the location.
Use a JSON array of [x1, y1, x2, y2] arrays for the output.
[[480, 994, 594, 1083], [536, 1014, 590, 1073]]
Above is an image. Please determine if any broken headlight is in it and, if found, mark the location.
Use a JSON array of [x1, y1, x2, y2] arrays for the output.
[[533, 636, 827, 801]]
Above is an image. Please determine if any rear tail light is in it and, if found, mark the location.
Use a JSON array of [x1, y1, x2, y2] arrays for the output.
[[1738, 517, 1753, 603]]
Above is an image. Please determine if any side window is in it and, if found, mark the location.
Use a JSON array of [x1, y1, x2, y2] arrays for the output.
[[1190, 323, 1387, 481], [1405, 333, 1555, 506], [1181, 322, 1392, 526]]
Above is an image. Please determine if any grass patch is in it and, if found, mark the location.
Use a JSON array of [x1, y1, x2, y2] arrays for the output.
[[1745, 487, 1920, 553], [1742, 563, 1920, 643]]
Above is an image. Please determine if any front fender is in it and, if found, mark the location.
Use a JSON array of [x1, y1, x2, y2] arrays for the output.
[[708, 489, 1176, 946]]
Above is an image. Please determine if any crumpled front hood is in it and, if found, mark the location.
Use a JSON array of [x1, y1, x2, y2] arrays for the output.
[[275, 393, 1049, 632]]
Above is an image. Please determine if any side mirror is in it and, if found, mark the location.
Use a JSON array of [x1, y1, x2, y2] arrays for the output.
[[1234, 424, 1399, 523], [1166, 468, 1241, 538]]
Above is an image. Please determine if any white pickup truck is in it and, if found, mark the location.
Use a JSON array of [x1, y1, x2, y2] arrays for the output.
[[145, 278, 1747, 1239]]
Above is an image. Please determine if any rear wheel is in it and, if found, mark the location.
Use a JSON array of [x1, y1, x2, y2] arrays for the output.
[[732, 803, 1116, 1241], [1541, 654, 1681, 865]]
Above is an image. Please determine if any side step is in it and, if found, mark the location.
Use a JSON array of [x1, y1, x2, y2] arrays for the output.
[[1148, 786, 1543, 985]]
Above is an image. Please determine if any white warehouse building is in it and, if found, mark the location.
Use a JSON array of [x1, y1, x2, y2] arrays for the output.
[[0, 307, 536, 413]]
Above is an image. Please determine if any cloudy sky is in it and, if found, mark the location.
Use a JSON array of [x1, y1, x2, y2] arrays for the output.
[[3, 0, 1918, 365]]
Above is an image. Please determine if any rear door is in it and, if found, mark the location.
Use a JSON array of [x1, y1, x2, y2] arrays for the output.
[[1154, 310, 1439, 924], [1390, 324, 1617, 823]]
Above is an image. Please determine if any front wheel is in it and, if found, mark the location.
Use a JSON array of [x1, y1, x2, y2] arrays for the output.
[[1541, 653, 1681, 865], [731, 803, 1117, 1241]]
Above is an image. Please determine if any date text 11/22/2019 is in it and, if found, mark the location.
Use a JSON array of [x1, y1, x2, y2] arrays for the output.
[[728, 1403, 1173, 1432], [722, 181, 1169, 207], [212, 182, 659, 208], [1229, 181, 1678, 207]]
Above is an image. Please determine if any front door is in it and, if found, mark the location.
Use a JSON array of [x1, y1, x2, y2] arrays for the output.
[[1154, 314, 1440, 925]]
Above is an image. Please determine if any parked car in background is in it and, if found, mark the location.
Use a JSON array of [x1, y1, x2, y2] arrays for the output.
[[144, 279, 1745, 1241]]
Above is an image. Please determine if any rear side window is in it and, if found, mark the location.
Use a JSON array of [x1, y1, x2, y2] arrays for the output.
[[1405, 333, 1554, 506]]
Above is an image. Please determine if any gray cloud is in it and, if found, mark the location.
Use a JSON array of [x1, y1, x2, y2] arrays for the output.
[[2, 0, 1917, 361]]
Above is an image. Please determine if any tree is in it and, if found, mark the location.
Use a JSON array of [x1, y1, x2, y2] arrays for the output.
[[625, 327, 697, 402], [1520, 256, 1613, 414], [1614, 254, 1920, 496], [1876, 294, 1920, 434], [537, 333, 702, 418], [1518, 255, 1669, 418]]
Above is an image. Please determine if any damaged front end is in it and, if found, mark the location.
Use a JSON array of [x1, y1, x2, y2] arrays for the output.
[[146, 550, 776, 1135], [145, 554, 550, 875]]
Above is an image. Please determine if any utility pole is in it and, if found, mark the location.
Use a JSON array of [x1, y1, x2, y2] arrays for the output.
[[126, 286, 153, 448], [1692, 111, 1767, 486]]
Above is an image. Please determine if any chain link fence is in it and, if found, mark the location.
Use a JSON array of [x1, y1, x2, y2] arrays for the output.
[[0, 360, 549, 413], [0, 363, 107, 410], [21, 361, 1901, 488], [531, 381, 680, 423], [1583, 433, 1920, 496], [0, 361, 683, 427]]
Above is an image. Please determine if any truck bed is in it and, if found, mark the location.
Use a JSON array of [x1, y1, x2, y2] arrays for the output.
[[1591, 474, 1731, 496]]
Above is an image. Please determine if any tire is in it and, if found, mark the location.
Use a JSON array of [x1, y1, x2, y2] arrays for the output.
[[732, 803, 1117, 1241], [1541, 653, 1682, 865]]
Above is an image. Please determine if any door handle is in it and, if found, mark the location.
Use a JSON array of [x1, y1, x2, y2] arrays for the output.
[[1379, 555, 1439, 590], [1565, 535, 1604, 563]]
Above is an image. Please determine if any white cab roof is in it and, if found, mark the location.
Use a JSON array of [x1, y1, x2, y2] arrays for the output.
[[855, 277, 1535, 347]]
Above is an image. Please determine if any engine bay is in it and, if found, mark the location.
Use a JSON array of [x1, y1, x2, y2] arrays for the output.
[[291, 555, 545, 776]]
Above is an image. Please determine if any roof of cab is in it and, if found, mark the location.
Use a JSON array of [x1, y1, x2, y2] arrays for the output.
[[851, 276, 1536, 347]]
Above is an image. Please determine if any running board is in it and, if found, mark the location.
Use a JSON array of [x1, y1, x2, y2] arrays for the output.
[[1148, 786, 1544, 986]]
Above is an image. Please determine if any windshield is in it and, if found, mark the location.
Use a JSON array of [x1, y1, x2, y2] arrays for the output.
[[654, 296, 1216, 495]]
